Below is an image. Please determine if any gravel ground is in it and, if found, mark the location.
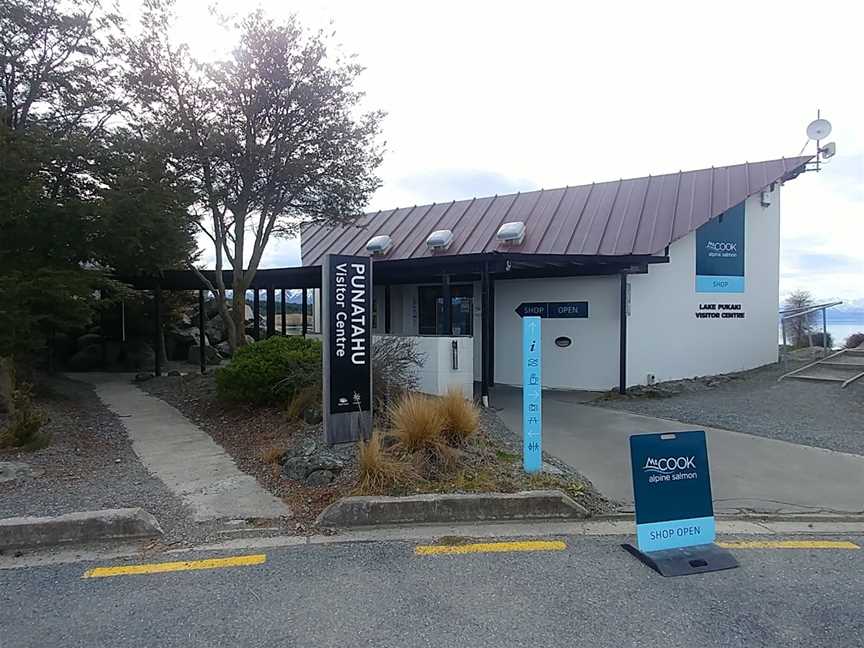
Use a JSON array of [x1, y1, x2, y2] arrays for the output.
[[593, 362, 864, 456], [0, 375, 201, 545]]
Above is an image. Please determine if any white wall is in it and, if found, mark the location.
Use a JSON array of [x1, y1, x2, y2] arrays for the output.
[[627, 192, 781, 385], [493, 275, 620, 390], [412, 335, 474, 397]]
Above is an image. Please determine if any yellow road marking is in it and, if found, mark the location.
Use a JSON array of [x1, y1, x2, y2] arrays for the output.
[[415, 540, 566, 556], [717, 540, 859, 550], [84, 554, 267, 578]]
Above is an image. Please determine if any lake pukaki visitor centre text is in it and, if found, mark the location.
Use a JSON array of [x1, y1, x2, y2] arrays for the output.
[[125, 155, 813, 403]]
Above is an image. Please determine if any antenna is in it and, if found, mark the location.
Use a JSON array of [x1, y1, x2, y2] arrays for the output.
[[804, 109, 835, 172]]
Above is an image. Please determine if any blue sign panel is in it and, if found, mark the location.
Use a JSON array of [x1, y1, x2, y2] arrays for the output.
[[515, 301, 589, 319], [522, 316, 542, 473], [695, 201, 745, 293], [629, 431, 715, 552]]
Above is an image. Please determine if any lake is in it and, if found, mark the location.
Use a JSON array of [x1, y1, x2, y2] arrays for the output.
[[779, 318, 864, 347]]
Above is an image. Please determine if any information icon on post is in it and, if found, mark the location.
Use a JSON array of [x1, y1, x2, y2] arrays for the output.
[[522, 316, 542, 473]]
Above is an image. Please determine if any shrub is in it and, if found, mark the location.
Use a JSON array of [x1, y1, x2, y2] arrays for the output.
[[437, 388, 479, 445], [372, 336, 425, 411], [846, 332, 864, 349], [0, 385, 49, 450], [215, 336, 322, 404], [357, 430, 417, 493], [388, 392, 456, 470]]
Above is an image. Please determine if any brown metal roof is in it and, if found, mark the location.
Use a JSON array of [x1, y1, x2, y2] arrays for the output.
[[301, 156, 811, 266]]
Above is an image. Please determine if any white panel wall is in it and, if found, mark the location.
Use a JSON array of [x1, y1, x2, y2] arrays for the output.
[[493, 275, 620, 390], [411, 336, 474, 397], [627, 192, 781, 385]]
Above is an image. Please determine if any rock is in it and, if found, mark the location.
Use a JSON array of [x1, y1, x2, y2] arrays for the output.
[[76, 333, 102, 350], [205, 315, 228, 344], [303, 406, 323, 425], [133, 372, 154, 383], [188, 345, 221, 366], [167, 370, 182, 377], [0, 461, 42, 483], [168, 325, 206, 347], [127, 342, 155, 371], [68, 344, 103, 371], [281, 440, 344, 481], [305, 470, 336, 486]]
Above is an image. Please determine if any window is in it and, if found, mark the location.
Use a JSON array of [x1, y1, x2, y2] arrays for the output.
[[418, 285, 473, 336]]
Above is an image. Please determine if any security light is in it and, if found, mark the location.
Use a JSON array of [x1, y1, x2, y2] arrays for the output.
[[426, 229, 454, 251], [496, 221, 526, 245], [365, 235, 393, 255]]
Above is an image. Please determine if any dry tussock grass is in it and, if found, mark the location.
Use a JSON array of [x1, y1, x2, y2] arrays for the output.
[[437, 388, 479, 444], [357, 431, 417, 493], [261, 446, 284, 465], [388, 393, 459, 471]]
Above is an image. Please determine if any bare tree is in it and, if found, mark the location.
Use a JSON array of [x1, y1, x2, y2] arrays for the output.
[[783, 289, 815, 348], [126, 1, 383, 351]]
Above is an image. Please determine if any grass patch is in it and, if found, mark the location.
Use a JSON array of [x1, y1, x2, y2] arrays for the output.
[[356, 431, 418, 494], [437, 388, 480, 445]]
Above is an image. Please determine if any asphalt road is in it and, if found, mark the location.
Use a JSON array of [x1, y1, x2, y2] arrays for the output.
[[3, 534, 863, 648]]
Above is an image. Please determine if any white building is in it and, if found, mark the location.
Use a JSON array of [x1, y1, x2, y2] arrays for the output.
[[294, 156, 812, 399]]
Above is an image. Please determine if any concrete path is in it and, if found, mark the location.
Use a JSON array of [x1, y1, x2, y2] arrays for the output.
[[70, 373, 290, 522], [493, 386, 864, 514]]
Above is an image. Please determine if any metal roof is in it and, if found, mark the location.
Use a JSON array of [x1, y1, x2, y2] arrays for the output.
[[301, 156, 811, 266]]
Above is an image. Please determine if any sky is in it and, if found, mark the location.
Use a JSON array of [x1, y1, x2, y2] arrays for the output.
[[157, 0, 863, 304]]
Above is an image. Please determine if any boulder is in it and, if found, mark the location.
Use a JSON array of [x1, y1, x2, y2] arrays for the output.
[[305, 470, 336, 486], [76, 333, 103, 350], [166, 325, 209, 361], [205, 315, 228, 344], [188, 344, 221, 366], [68, 344, 103, 371], [216, 341, 233, 358], [124, 341, 155, 371], [280, 440, 344, 482]]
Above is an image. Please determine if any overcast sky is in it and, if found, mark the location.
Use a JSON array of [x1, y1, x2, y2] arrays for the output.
[[168, 0, 863, 303]]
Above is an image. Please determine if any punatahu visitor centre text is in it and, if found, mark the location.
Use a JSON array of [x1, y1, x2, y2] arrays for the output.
[[138, 155, 813, 404]]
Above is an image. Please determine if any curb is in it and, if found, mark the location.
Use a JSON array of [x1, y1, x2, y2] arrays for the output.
[[0, 508, 163, 550], [316, 490, 589, 528]]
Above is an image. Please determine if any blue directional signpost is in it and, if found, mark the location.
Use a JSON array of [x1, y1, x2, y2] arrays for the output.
[[623, 431, 738, 577], [522, 316, 542, 473]]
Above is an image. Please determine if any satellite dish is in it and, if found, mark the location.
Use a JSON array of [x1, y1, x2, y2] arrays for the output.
[[806, 118, 832, 140]]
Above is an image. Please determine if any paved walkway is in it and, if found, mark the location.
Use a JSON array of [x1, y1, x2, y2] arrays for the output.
[[70, 373, 291, 522], [493, 386, 864, 514]]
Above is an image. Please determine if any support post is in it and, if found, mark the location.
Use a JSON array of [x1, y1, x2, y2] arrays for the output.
[[441, 274, 451, 335], [253, 289, 260, 340], [154, 284, 162, 376], [489, 274, 495, 386], [266, 286, 276, 338], [619, 273, 628, 395], [281, 289, 286, 335], [384, 285, 391, 334], [480, 264, 491, 406], [302, 288, 308, 337], [822, 308, 828, 356], [198, 289, 206, 374]]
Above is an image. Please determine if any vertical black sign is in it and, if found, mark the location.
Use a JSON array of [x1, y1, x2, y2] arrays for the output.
[[323, 254, 372, 444]]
